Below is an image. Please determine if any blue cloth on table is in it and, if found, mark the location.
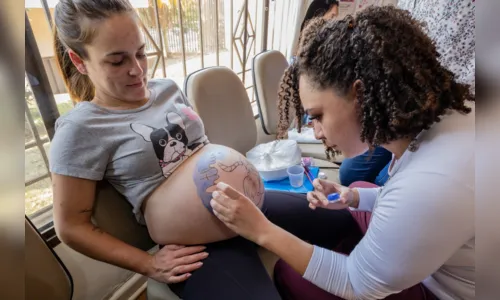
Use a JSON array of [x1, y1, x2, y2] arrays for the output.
[[263, 167, 319, 194]]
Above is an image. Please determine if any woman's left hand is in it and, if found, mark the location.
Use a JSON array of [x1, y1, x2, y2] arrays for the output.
[[210, 182, 272, 245]]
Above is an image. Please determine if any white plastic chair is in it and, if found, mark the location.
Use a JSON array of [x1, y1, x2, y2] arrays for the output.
[[252, 50, 344, 164]]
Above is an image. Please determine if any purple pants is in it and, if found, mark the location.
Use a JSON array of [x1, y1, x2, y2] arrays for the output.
[[274, 181, 439, 300]]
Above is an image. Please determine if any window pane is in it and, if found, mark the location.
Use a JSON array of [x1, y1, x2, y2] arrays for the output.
[[25, 178, 53, 217], [54, 94, 74, 115], [25, 147, 48, 183], [246, 86, 254, 103], [43, 142, 51, 155], [244, 70, 252, 88], [26, 104, 49, 140], [26, 77, 49, 140], [25, 117, 35, 144]]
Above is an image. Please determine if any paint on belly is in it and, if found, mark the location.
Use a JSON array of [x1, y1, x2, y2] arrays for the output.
[[193, 147, 265, 213], [193, 148, 228, 213]]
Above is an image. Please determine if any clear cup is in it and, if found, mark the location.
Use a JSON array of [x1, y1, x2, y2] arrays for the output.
[[287, 165, 305, 188]]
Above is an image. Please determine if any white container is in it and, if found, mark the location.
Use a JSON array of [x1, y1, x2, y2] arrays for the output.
[[259, 167, 290, 182], [246, 140, 302, 182]]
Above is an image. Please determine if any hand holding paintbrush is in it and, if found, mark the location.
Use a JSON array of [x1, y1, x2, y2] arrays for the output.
[[306, 177, 358, 210]]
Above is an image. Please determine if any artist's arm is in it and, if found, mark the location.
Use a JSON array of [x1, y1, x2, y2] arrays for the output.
[[250, 185, 380, 275], [210, 183, 314, 274], [301, 175, 473, 299], [212, 174, 473, 299], [307, 178, 379, 212]]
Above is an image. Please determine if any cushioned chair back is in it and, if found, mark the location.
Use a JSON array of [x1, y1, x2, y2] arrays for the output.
[[25, 217, 73, 300], [184, 67, 257, 154], [252, 50, 289, 135], [92, 180, 156, 251], [93, 183, 176, 299]]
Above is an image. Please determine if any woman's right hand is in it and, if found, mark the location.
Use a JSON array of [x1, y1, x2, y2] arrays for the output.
[[307, 179, 357, 210], [147, 244, 209, 284]]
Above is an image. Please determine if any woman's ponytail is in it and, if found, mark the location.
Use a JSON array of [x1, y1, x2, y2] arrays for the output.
[[53, 26, 94, 103]]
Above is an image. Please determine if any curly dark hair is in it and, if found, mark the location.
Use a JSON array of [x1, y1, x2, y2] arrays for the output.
[[277, 6, 474, 159]]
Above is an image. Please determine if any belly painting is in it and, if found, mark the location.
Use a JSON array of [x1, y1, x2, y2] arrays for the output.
[[143, 144, 264, 245]]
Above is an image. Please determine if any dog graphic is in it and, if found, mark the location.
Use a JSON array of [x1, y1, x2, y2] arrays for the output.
[[131, 112, 200, 177]]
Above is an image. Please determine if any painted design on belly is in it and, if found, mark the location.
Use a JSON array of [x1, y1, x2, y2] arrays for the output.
[[193, 148, 264, 213], [217, 160, 264, 207]]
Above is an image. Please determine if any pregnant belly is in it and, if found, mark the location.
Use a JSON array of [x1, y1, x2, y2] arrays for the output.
[[143, 144, 264, 245]]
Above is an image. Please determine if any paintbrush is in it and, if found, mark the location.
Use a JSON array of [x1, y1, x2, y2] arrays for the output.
[[302, 163, 315, 186]]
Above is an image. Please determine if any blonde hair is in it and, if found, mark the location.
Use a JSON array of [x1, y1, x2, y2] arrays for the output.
[[53, 0, 134, 102]]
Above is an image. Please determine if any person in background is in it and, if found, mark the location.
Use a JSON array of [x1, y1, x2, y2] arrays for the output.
[[300, 0, 340, 33], [291, 0, 339, 65], [398, 0, 475, 96], [338, 146, 392, 186]]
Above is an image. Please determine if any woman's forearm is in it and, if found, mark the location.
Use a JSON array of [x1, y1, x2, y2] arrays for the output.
[[258, 224, 314, 275], [258, 223, 355, 299], [58, 223, 152, 276]]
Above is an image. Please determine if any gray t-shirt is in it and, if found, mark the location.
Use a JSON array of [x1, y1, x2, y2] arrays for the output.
[[49, 79, 209, 223]]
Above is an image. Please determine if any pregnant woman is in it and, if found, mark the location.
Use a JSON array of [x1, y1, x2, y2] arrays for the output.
[[49, 1, 357, 299]]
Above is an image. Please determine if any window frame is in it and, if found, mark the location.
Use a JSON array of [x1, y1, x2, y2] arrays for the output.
[[25, 10, 61, 246]]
